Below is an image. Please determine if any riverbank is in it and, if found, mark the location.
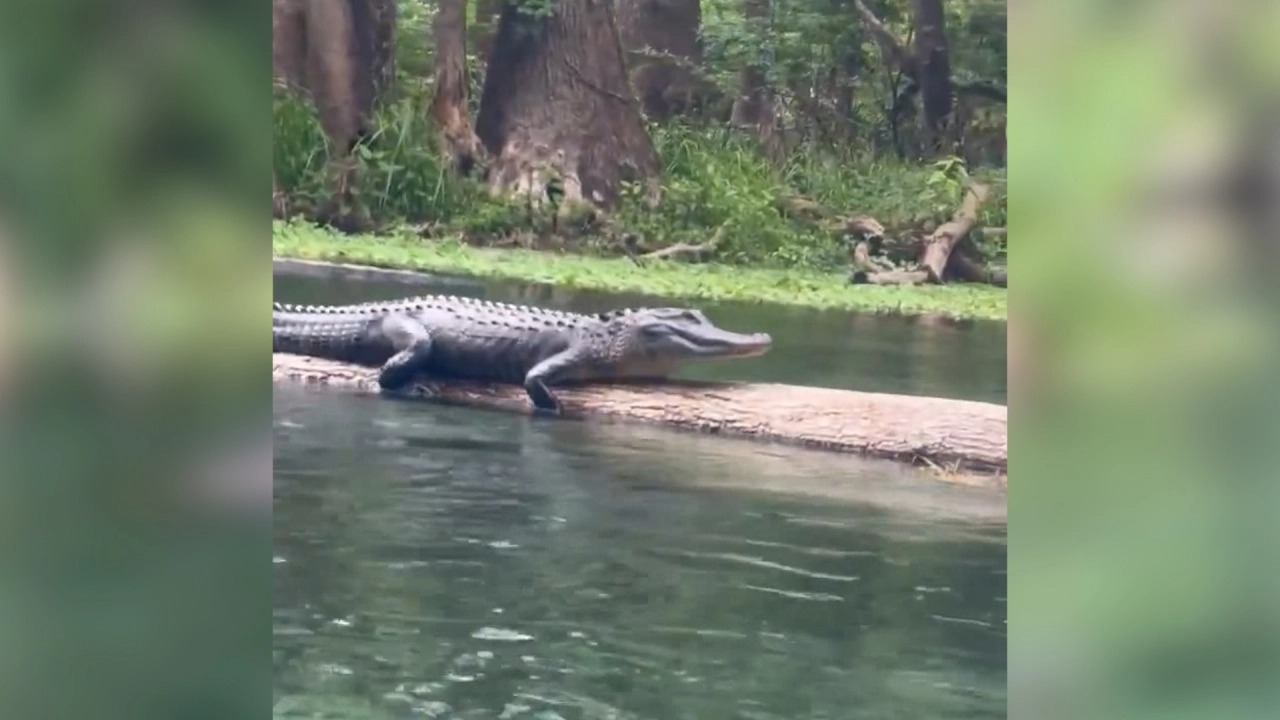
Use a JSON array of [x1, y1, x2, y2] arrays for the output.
[[273, 221, 1008, 321]]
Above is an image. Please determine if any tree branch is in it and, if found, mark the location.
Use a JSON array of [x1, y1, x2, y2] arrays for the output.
[[921, 182, 990, 282]]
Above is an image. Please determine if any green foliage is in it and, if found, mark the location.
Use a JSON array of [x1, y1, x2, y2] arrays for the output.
[[698, 0, 1006, 156], [272, 0, 1008, 295], [273, 220, 1008, 320], [274, 87, 1006, 270]]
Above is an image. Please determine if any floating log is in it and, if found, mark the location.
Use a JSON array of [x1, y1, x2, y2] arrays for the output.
[[273, 353, 1008, 485]]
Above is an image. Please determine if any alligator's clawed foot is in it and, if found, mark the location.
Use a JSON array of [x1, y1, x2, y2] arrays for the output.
[[525, 378, 563, 417], [529, 392, 563, 418], [378, 384, 427, 400], [530, 392, 563, 417], [377, 376, 435, 402]]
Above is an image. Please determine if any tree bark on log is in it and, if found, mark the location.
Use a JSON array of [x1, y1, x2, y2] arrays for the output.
[[947, 250, 1007, 287], [273, 353, 1008, 481], [849, 245, 931, 285], [475, 0, 661, 210], [921, 182, 990, 281], [845, 183, 997, 286], [847, 237, 932, 285]]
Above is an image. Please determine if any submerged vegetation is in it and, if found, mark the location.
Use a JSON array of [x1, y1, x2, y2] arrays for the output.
[[273, 0, 1007, 316]]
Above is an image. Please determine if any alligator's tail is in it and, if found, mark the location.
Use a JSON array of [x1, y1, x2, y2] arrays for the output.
[[273, 303, 392, 366]]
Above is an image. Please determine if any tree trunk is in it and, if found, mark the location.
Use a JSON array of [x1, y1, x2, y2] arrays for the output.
[[475, 0, 661, 210], [302, 0, 376, 153], [368, 0, 398, 103], [730, 0, 783, 163], [833, 54, 859, 140], [616, 0, 704, 121], [471, 0, 503, 64], [272, 0, 306, 91], [272, 0, 379, 232], [273, 172, 287, 218], [430, 0, 485, 175], [273, 0, 303, 222], [911, 0, 954, 156], [273, 352, 1009, 480]]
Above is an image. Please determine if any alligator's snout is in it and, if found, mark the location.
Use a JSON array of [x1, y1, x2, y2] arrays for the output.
[[671, 325, 773, 359], [717, 331, 773, 358]]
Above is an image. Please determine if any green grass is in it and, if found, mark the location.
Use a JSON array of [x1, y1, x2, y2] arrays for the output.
[[274, 220, 1008, 321]]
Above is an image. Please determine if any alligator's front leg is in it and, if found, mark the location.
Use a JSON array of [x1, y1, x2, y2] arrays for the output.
[[523, 349, 587, 416], [376, 315, 435, 392]]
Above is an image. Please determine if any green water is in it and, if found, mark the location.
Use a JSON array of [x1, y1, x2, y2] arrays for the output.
[[273, 266, 1007, 719]]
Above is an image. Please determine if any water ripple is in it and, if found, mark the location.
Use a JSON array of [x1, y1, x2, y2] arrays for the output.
[[739, 584, 846, 602], [274, 385, 1007, 719], [666, 549, 862, 582]]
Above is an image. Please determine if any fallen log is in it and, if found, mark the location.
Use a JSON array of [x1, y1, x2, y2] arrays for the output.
[[842, 187, 1002, 288], [948, 251, 1008, 287], [848, 239, 933, 285], [638, 225, 726, 263], [921, 182, 991, 282], [273, 352, 1008, 482]]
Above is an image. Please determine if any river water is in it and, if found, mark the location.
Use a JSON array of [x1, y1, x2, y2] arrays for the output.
[[273, 265, 1008, 719]]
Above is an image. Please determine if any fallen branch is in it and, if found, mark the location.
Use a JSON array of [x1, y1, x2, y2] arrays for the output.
[[848, 239, 931, 285], [845, 183, 995, 287], [639, 225, 726, 262], [948, 251, 1008, 287], [273, 352, 1008, 484], [641, 242, 717, 261], [850, 267, 931, 286], [921, 182, 991, 282]]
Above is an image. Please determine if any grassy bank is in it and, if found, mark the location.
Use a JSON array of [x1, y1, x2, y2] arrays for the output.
[[274, 221, 1007, 321]]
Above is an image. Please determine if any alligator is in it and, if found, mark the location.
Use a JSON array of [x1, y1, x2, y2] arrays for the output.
[[273, 295, 773, 414]]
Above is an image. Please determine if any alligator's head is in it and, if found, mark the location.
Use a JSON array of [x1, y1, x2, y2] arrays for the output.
[[598, 308, 772, 370]]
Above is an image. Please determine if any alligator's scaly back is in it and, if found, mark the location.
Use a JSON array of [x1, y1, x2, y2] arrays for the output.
[[273, 295, 588, 323], [273, 294, 605, 369], [273, 294, 773, 413], [273, 310, 400, 366]]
